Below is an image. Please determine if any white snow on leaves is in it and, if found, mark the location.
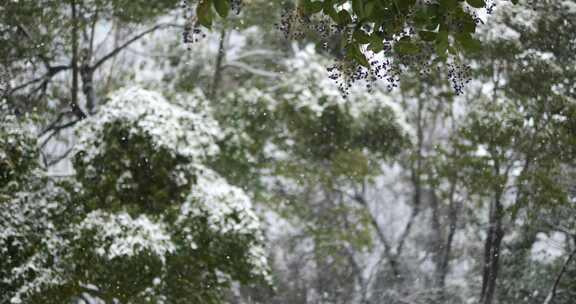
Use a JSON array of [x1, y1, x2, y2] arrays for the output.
[[74, 87, 222, 163], [3, 87, 271, 302], [179, 165, 271, 282], [74, 87, 270, 278], [76, 211, 176, 262], [179, 166, 261, 235]]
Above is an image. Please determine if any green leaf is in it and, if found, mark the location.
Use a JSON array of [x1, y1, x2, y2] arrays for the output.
[[353, 30, 371, 44], [460, 14, 477, 33], [365, 2, 376, 19], [346, 44, 369, 67], [435, 30, 449, 56], [337, 9, 353, 25], [394, 37, 420, 55], [397, 0, 417, 12], [323, 1, 339, 20], [302, 0, 323, 14], [352, 0, 365, 18], [439, 0, 458, 10], [466, 0, 486, 8], [456, 33, 482, 52], [413, 8, 430, 27], [419, 31, 437, 41], [197, 0, 213, 29], [213, 0, 229, 18], [368, 36, 385, 53]]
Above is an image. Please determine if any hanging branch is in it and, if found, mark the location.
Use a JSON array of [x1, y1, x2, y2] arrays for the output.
[[543, 248, 576, 304]]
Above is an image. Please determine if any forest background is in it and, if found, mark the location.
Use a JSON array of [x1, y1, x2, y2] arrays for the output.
[[1, 0, 576, 304]]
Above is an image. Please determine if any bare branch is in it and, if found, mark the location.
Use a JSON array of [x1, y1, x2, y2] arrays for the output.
[[40, 119, 82, 149], [223, 61, 280, 78], [46, 147, 75, 167], [394, 203, 420, 258], [39, 110, 74, 137], [9, 76, 45, 94], [92, 23, 179, 71], [230, 49, 277, 61], [543, 248, 576, 304], [10, 65, 70, 93]]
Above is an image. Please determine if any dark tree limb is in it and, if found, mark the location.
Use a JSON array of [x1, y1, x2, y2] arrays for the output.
[[39, 110, 74, 136], [40, 118, 82, 149], [71, 0, 80, 117], [46, 147, 75, 167], [9, 65, 71, 94], [543, 248, 576, 304]]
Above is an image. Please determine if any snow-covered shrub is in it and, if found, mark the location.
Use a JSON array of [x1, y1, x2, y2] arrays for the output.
[[1, 88, 270, 303], [0, 105, 75, 303], [0, 104, 38, 192], [0, 178, 74, 304]]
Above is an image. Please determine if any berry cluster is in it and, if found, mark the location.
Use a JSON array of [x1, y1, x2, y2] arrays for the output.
[[230, 0, 243, 15], [274, 4, 476, 97], [447, 63, 472, 95], [276, 8, 345, 46], [181, 0, 206, 49], [327, 52, 403, 99], [486, 0, 497, 14], [181, 0, 244, 49], [276, 9, 306, 40]]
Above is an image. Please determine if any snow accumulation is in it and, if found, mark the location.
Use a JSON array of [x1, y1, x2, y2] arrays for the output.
[[77, 211, 176, 262], [0, 183, 70, 304], [479, 0, 538, 42], [179, 166, 261, 235], [74, 87, 270, 280], [74, 87, 222, 163], [530, 232, 566, 263], [225, 43, 413, 138], [2, 87, 270, 302], [178, 165, 270, 281]]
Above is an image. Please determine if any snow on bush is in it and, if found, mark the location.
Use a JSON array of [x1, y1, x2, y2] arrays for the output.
[[0, 103, 38, 192], [77, 211, 176, 262], [74, 87, 222, 163], [1, 88, 270, 303]]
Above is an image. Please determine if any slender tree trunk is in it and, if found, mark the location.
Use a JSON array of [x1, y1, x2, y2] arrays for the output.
[[351, 189, 400, 277], [438, 179, 459, 290], [81, 66, 96, 114], [82, 8, 98, 114], [70, 0, 82, 118], [396, 96, 424, 259], [209, 29, 226, 100], [480, 171, 504, 304], [430, 189, 444, 285]]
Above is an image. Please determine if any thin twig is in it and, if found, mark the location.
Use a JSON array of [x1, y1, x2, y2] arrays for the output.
[[543, 248, 576, 304], [46, 147, 75, 167], [40, 119, 82, 149], [92, 23, 179, 70]]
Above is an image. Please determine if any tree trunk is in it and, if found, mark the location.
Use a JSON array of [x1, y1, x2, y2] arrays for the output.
[[70, 0, 82, 118], [479, 188, 504, 304], [429, 189, 444, 290], [209, 29, 226, 100], [81, 66, 96, 114], [432, 177, 460, 294]]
